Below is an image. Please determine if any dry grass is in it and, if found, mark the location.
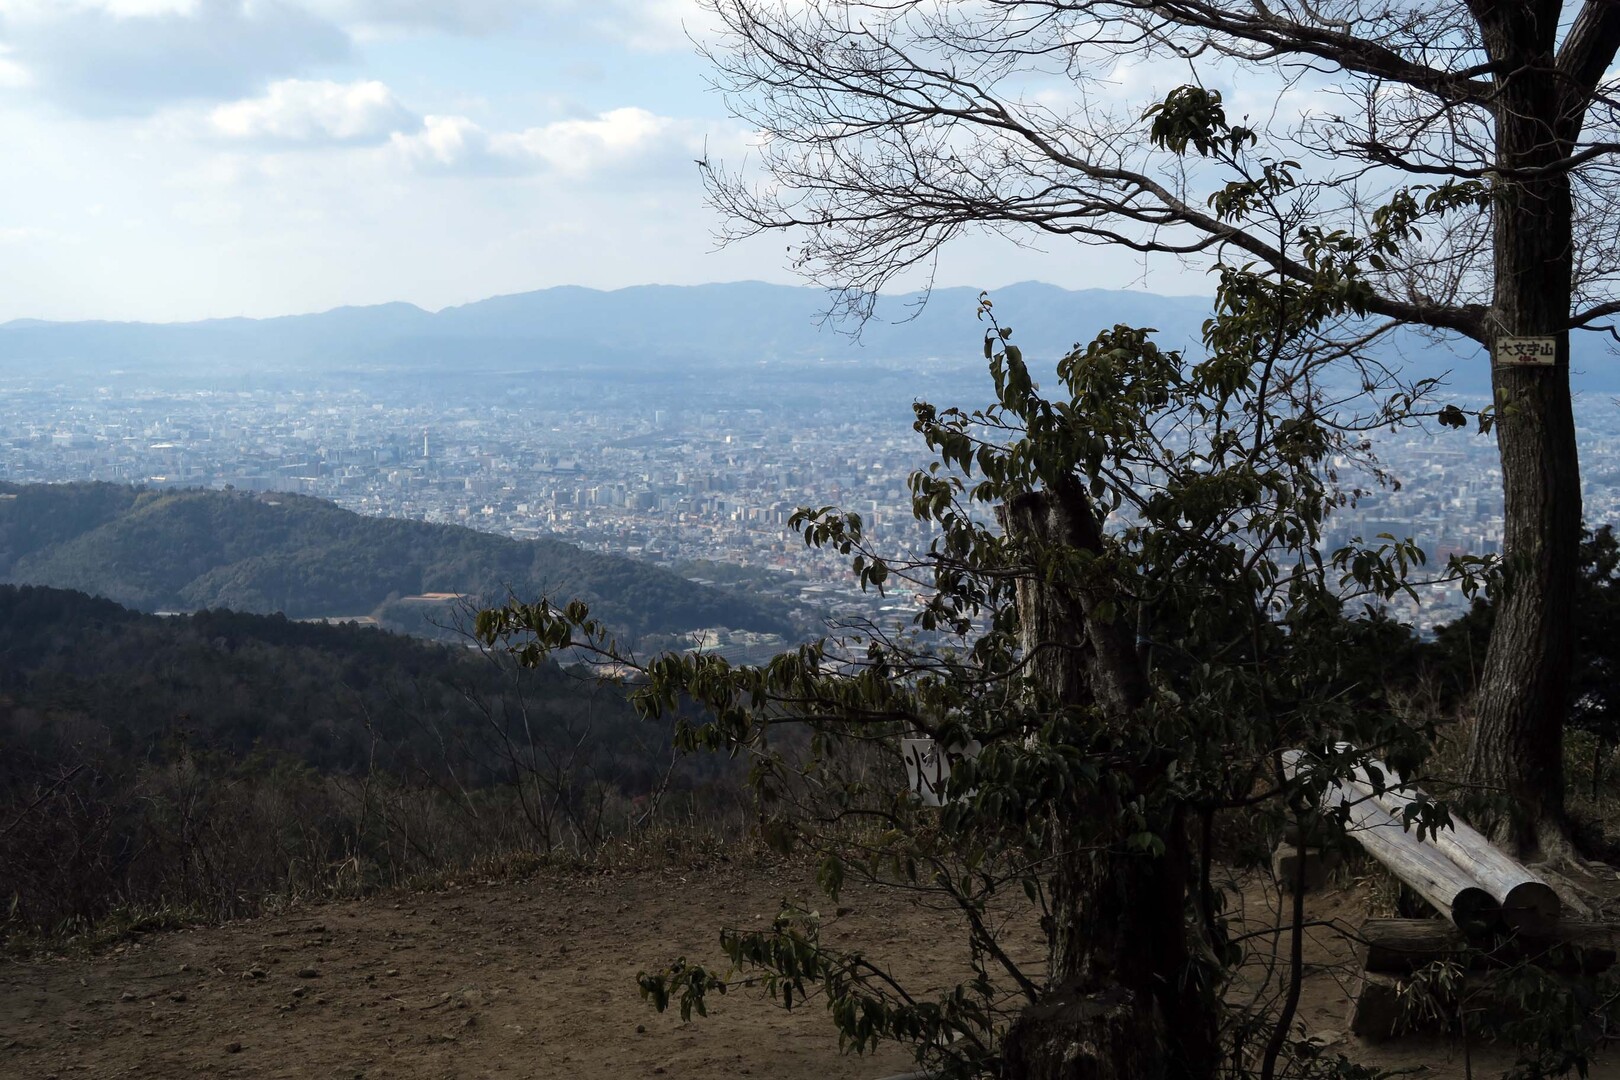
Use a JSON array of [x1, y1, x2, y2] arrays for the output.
[[1, 754, 760, 957]]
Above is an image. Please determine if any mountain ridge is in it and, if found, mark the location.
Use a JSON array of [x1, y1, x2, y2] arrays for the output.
[[0, 280, 1556, 395]]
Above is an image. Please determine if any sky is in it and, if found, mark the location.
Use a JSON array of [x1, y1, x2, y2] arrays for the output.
[[0, 0, 1210, 323]]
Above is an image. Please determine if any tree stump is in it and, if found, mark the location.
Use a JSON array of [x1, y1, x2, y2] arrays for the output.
[[1001, 983, 1168, 1080]]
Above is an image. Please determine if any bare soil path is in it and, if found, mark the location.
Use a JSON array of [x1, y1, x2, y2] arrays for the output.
[[1, 864, 951, 1080], [3, 861, 1617, 1079]]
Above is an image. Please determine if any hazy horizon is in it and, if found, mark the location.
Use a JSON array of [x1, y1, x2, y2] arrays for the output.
[[0, 277, 1219, 327], [0, 1, 1218, 324]]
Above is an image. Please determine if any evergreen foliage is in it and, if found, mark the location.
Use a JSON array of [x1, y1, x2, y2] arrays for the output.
[[1427, 525, 1620, 757], [0, 583, 630, 778]]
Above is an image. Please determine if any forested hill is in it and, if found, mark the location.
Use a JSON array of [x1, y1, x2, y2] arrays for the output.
[[0, 483, 797, 641], [0, 584, 642, 776], [0, 583, 744, 935]]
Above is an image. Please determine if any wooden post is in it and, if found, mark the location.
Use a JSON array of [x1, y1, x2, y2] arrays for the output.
[[1357, 918, 1471, 974], [1345, 972, 1406, 1041]]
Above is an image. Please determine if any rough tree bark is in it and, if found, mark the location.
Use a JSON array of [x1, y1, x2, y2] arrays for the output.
[[998, 481, 1216, 1080], [1465, 1, 1599, 859]]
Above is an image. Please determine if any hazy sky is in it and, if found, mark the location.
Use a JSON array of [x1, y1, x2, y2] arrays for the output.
[[0, 0, 1208, 322]]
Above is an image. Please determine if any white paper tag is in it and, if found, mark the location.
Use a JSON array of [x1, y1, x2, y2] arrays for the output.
[[901, 737, 980, 806]]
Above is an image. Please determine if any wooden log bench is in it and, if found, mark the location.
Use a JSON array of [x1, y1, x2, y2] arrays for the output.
[[1280, 748, 1559, 935], [1279, 747, 1604, 1043], [1339, 749, 1560, 932]]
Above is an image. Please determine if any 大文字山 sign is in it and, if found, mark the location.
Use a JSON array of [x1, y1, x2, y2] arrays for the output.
[[1494, 336, 1557, 367]]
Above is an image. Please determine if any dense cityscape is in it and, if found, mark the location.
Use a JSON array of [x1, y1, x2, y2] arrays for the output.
[[10, 4, 1620, 1076], [1, 359, 1615, 636]]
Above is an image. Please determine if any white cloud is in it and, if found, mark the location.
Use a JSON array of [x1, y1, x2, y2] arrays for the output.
[[0, 0, 710, 45], [389, 114, 484, 169], [495, 107, 686, 173], [0, 45, 30, 89], [591, 0, 703, 51], [170, 197, 244, 226], [0, 0, 708, 124], [304, 0, 527, 33], [390, 106, 712, 177], [0, 1, 200, 14], [59, 0, 202, 14], [0, 225, 48, 243], [306, 0, 705, 49], [0, 0, 351, 114], [205, 78, 414, 143]]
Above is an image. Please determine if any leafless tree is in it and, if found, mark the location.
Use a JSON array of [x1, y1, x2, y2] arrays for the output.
[[699, 0, 1620, 863]]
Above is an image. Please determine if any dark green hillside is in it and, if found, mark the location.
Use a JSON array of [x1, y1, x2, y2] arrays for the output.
[[0, 584, 638, 777], [0, 482, 142, 566], [0, 483, 797, 641], [0, 585, 747, 934]]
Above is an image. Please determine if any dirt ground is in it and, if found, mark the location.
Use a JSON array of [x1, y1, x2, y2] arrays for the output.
[[2, 861, 1616, 1079]]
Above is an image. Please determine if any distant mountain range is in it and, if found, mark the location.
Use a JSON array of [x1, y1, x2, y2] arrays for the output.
[[2, 280, 1596, 396], [0, 483, 798, 642]]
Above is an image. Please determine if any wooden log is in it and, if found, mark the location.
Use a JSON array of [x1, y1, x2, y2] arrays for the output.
[[1348, 967, 1515, 1041], [1283, 757, 1496, 932], [1348, 959, 1615, 1043], [1335, 791, 1501, 936], [1359, 917, 1617, 976], [1358, 918, 1470, 974], [1342, 749, 1560, 932], [1283, 750, 1500, 933]]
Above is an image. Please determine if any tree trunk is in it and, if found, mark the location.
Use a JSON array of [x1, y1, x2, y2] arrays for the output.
[[1467, 10, 1584, 861], [998, 484, 1217, 1080]]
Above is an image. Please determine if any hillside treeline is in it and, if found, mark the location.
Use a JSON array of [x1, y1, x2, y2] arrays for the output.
[[4, 526, 1613, 945], [0, 586, 741, 940], [0, 482, 799, 642]]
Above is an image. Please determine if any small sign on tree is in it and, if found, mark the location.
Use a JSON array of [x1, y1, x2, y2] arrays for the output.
[[1493, 336, 1558, 367], [901, 737, 980, 807]]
